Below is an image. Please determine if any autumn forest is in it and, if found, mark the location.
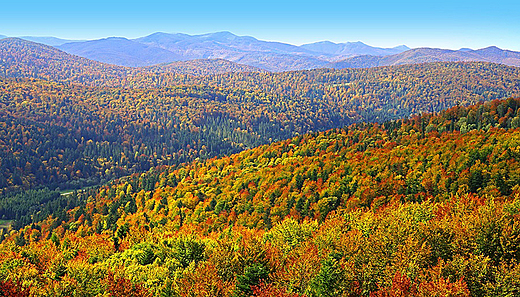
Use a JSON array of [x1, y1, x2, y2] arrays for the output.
[[1, 36, 520, 296]]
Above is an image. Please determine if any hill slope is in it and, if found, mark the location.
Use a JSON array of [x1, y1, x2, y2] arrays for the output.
[[300, 40, 409, 58], [19, 36, 85, 46], [1, 98, 520, 296], [55, 32, 410, 71], [134, 31, 330, 71], [2, 50, 520, 193], [0, 38, 262, 84], [0, 37, 130, 85], [58, 37, 186, 67], [331, 46, 520, 68], [147, 59, 263, 75], [56, 32, 327, 71], [3, 37, 520, 195]]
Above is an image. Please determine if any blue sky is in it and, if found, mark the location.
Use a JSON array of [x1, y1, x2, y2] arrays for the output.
[[1, 0, 519, 50]]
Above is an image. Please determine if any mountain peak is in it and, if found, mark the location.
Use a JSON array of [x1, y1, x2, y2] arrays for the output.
[[474, 46, 505, 54], [300, 40, 409, 57], [330, 45, 520, 69], [393, 45, 410, 51], [211, 31, 236, 37], [483, 45, 501, 50], [347, 41, 367, 45], [202, 31, 241, 41], [312, 41, 338, 45], [1, 37, 45, 46], [103, 37, 131, 41]]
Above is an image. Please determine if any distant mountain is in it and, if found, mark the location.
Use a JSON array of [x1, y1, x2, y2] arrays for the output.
[[54, 32, 405, 71], [300, 41, 409, 58], [133, 31, 329, 71], [472, 46, 520, 66], [19, 36, 85, 46], [0, 38, 262, 87], [148, 58, 264, 75], [0, 37, 130, 85], [58, 37, 185, 67], [135, 31, 316, 58], [0, 35, 84, 45], [330, 46, 520, 69], [6, 32, 520, 72]]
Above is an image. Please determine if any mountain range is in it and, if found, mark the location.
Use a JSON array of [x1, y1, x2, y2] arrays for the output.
[[0, 38, 260, 82], [300, 40, 409, 57], [18, 36, 85, 46], [0, 32, 411, 71], [331, 46, 520, 68], [57, 37, 186, 67], [1, 32, 520, 71]]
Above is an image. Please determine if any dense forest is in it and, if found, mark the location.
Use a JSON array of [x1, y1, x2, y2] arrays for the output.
[[2, 60, 520, 193], [0, 38, 260, 83], [1, 98, 520, 296], [2, 37, 520, 296]]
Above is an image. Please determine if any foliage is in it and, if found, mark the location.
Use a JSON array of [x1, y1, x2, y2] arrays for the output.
[[0, 279, 30, 297], [1, 60, 520, 196], [3, 40, 520, 295]]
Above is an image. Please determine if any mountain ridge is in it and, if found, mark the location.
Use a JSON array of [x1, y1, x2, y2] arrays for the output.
[[19, 36, 85, 46], [54, 31, 410, 71], [300, 40, 410, 58], [0, 38, 263, 84], [58, 37, 186, 67], [331, 46, 520, 68], [2, 96, 520, 296], [56, 32, 520, 71], [3, 33, 520, 73]]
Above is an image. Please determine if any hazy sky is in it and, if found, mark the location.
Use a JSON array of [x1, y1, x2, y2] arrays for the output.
[[1, 0, 519, 50]]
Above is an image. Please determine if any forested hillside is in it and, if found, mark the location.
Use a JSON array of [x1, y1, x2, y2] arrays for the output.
[[330, 46, 520, 69], [0, 38, 259, 83], [147, 59, 263, 76], [2, 36, 520, 297], [1, 98, 520, 296], [0, 77, 295, 193], [2, 60, 520, 193]]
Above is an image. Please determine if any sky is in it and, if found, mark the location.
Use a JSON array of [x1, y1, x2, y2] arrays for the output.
[[1, 0, 519, 50]]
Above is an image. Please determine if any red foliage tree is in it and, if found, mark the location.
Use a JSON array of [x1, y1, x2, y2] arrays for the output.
[[104, 272, 151, 297], [0, 280, 30, 297]]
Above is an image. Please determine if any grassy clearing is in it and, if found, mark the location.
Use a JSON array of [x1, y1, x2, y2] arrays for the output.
[[0, 220, 13, 230]]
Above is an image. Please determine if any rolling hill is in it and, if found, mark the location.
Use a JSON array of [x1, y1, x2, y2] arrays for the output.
[[55, 32, 410, 71], [300, 40, 409, 58], [3, 30, 520, 297], [0, 38, 262, 85], [0, 37, 130, 85], [2, 57, 520, 193], [2, 98, 520, 296], [4, 33, 520, 71], [58, 37, 186, 67], [331, 46, 520, 68], [3, 36, 520, 196], [19, 36, 85, 46], [147, 59, 263, 75], [65, 32, 329, 71]]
